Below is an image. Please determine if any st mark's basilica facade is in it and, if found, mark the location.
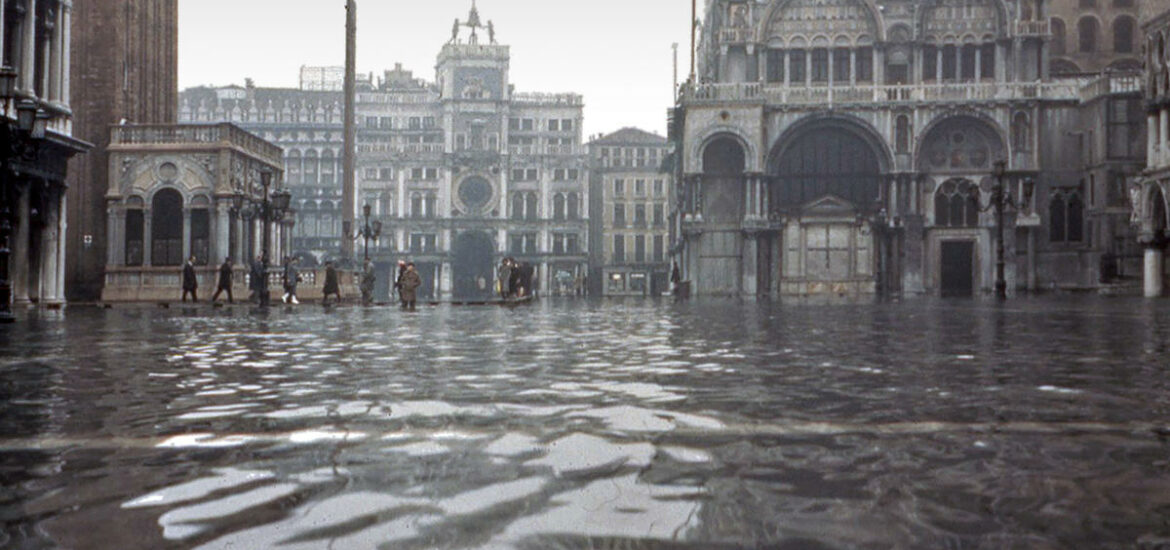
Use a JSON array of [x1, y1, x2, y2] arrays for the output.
[[673, 0, 1145, 297]]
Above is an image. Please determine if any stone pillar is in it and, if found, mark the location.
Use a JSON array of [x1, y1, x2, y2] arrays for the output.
[[1150, 114, 1160, 166], [143, 210, 153, 266], [1145, 246, 1165, 298], [49, 4, 63, 102], [901, 214, 925, 294], [783, 51, 790, 87], [60, 3, 71, 105], [20, 0, 37, 94], [935, 48, 943, 82], [40, 189, 61, 304], [1161, 109, 1169, 161], [181, 209, 191, 262], [742, 233, 758, 295], [54, 188, 66, 304], [11, 184, 30, 304], [214, 202, 230, 264], [850, 49, 857, 86]]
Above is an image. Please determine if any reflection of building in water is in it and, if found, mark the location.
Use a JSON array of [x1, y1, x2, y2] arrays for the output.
[[671, 0, 1146, 297], [1136, 0, 1170, 297], [180, 4, 588, 300], [588, 128, 673, 297]]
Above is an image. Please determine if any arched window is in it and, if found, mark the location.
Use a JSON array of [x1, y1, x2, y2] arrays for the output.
[[304, 149, 319, 185], [703, 137, 747, 222], [151, 189, 184, 266], [553, 193, 566, 220], [567, 192, 580, 220], [525, 192, 538, 220], [424, 192, 437, 219], [1079, 17, 1098, 53], [1051, 18, 1067, 56], [934, 180, 981, 227], [1113, 16, 1135, 54], [190, 200, 210, 265], [895, 115, 911, 154], [125, 207, 144, 266]]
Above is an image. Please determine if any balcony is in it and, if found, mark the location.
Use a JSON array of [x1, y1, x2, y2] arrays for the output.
[[111, 123, 283, 165], [1014, 20, 1050, 37], [681, 80, 1087, 107], [719, 27, 752, 45]]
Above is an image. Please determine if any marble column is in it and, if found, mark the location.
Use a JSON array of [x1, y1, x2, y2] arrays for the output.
[[214, 202, 230, 263], [143, 210, 153, 266], [11, 184, 30, 304], [742, 233, 758, 295]]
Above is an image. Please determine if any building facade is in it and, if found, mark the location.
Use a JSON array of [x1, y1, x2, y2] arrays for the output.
[[2, 0, 89, 318], [588, 128, 672, 296], [1048, 0, 1141, 75], [180, 5, 589, 300], [1136, 0, 1170, 297], [66, 0, 178, 301], [672, 0, 1144, 298], [100, 123, 287, 301]]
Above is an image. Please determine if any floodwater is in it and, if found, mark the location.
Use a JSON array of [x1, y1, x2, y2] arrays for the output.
[[2, 297, 1170, 549]]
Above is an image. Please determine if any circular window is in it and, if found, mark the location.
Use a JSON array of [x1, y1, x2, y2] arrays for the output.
[[158, 162, 179, 181], [458, 177, 493, 211]]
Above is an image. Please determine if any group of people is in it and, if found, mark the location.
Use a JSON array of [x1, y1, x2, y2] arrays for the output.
[[497, 257, 535, 299]]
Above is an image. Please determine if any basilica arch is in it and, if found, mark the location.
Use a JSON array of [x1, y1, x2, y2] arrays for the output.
[[768, 115, 891, 212]]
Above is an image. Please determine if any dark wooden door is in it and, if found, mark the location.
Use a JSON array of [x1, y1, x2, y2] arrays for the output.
[[940, 241, 975, 297]]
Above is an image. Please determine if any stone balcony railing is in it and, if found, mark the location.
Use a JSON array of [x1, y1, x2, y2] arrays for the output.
[[511, 92, 584, 107], [681, 77, 1140, 107], [111, 123, 284, 165], [1014, 20, 1050, 36]]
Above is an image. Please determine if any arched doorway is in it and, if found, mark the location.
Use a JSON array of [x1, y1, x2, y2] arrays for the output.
[[768, 121, 887, 296], [694, 136, 747, 295], [452, 231, 495, 300], [152, 188, 184, 266]]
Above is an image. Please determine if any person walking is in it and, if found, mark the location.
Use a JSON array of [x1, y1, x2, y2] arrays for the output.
[[282, 257, 300, 304], [360, 258, 377, 306], [323, 261, 342, 305], [497, 258, 513, 299], [249, 255, 265, 303], [181, 256, 198, 302], [399, 262, 422, 311], [212, 257, 234, 303]]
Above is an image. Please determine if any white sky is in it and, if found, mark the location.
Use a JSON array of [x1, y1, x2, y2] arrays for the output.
[[178, 0, 694, 138]]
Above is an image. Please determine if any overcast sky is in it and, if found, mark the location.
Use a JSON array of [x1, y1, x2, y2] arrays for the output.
[[178, 0, 693, 138]]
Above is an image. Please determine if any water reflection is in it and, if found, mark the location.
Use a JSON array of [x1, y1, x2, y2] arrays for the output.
[[1, 297, 1170, 548]]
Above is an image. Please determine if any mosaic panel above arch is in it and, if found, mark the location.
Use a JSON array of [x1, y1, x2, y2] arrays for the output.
[[917, 116, 1006, 174], [761, 0, 880, 46], [921, 0, 1003, 43]]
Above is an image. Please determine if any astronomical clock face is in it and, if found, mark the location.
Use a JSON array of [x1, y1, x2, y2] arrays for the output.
[[457, 176, 494, 215]]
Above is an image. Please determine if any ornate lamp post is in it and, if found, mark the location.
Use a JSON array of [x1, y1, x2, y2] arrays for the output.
[[233, 168, 291, 307], [983, 160, 1035, 299], [355, 203, 382, 262]]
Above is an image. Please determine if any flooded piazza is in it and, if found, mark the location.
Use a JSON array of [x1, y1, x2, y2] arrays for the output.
[[2, 297, 1170, 549]]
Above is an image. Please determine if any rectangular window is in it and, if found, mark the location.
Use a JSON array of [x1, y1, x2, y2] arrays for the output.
[[522, 118, 535, 131], [409, 117, 421, 130], [125, 210, 144, 266], [613, 203, 626, 227], [653, 204, 664, 227], [811, 49, 829, 82], [980, 44, 995, 79], [380, 168, 394, 181], [613, 235, 625, 263], [634, 204, 647, 226], [634, 235, 646, 263], [833, 49, 850, 82], [923, 46, 937, 81], [653, 235, 664, 262], [549, 119, 560, 131], [561, 119, 574, 132], [613, 179, 625, 196], [790, 50, 806, 83], [635, 179, 645, 196], [654, 180, 665, 196], [365, 117, 378, 129], [766, 49, 784, 82], [856, 47, 873, 82]]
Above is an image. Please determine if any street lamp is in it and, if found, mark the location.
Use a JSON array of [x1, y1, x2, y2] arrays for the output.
[[983, 160, 1035, 299], [354, 202, 382, 262], [236, 168, 292, 307]]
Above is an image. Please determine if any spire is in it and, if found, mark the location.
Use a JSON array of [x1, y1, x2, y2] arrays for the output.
[[467, 0, 481, 28], [448, 1, 496, 45]]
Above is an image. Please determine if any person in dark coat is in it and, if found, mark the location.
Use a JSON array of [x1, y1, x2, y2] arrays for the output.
[[181, 256, 198, 302], [360, 259, 377, 306], [398, 262, 422, 310], [249, 255, 265, 303], [392, 260, 406, 301], [212, 257, 234, 303], [282, 257, 300, 304], [497, 258, 514, 299], [322, 261, 341, 305]]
